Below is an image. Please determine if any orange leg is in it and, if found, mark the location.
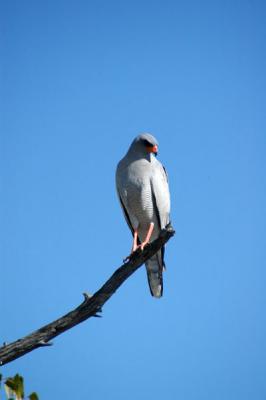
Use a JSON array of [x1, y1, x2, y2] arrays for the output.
[[130, 222, 155, 256], [140, 222, 154, 250], [131, 230, 139, 253]]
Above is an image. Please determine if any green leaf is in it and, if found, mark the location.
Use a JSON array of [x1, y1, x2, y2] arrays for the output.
[[5, 374, 24, 399], [14, 374, 24, 398], [4, 382, 16, 400], [5, 378, 17, 391], [29, 393, 39, 400]]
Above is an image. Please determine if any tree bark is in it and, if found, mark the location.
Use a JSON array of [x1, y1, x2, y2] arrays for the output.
[[0, 225, 175, 366]]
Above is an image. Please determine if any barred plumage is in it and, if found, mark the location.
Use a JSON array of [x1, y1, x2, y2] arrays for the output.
[[116, 133, 171, 298]]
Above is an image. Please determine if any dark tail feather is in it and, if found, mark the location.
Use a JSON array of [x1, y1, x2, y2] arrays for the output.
[[145, 250, 164, 298]]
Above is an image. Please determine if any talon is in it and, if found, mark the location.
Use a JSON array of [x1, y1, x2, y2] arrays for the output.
[[131, 230, 139, 253], [129, 222, 154, 254], [140, 242, 148, 251]]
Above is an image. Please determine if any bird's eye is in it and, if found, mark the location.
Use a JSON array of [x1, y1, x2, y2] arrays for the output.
[[143, 139, 153, 147]]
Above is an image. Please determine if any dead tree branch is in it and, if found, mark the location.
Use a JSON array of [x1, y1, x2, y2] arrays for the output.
[[0, 225, 175, 366]]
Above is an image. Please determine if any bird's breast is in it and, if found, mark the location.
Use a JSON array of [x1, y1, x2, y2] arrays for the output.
[[123, 164, 154, 222]]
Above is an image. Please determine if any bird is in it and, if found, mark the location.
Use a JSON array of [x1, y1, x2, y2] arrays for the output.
[[116, 133, 171, 298]]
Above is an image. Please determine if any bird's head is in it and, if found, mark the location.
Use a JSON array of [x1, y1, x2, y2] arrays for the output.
[[130, 133, 159, 157]]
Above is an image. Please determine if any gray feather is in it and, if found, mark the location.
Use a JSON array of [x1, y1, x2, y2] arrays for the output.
[[116, 133, 171, 297]]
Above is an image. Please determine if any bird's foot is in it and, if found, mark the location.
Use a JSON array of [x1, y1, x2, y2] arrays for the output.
[[140, 241, 149, 251], [133, 241, 149, 252], [139, 222, 154, 250], [123, 243, 143, 263], [131, 243, 139, 253]]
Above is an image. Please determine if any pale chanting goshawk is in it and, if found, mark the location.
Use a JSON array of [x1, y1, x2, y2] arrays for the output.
[[116, 133, 171, 298]]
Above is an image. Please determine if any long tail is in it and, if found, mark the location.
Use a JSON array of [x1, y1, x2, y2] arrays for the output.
[[145, 248, 165, 298]]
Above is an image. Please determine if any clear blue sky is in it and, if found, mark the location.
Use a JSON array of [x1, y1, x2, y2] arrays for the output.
[[1, 1, 266, 399]]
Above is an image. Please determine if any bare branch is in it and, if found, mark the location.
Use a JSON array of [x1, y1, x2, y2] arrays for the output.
[[0, 225, 175, 365]]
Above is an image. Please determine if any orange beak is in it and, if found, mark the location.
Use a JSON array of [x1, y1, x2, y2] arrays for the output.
[[146, 144, 158, 154]]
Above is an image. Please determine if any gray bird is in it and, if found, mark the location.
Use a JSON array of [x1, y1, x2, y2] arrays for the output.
[[116, 133, 171, 297]]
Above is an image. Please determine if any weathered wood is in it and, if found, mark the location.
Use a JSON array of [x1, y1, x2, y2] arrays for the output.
[[0, 225, 175, 366]]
